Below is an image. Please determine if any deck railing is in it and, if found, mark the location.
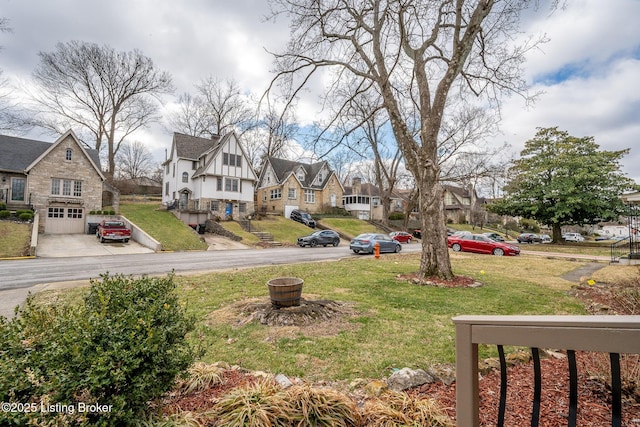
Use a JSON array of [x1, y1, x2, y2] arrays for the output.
[[453, 315, 640, 427]]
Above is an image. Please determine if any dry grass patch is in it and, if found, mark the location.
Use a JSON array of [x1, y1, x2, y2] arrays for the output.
[[0, 221, 31, 258], [590, 265, 640, 283]]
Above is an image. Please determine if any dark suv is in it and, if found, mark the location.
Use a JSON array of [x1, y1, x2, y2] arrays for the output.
[[517, 233, 541, 244], [290, 209, 316, 228]]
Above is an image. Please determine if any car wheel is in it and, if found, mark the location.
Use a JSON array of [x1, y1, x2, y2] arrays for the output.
[[407, 238, 411, 244], [352, 249, 360, 254], [310, 240, 317, 247], [493, 248, 504, 256], [395, 244, 401, 253], [333, 238, 339, 247], [100, 236, 105, 243], [452, 243, 462, 252], [124, 239, 129, 243]]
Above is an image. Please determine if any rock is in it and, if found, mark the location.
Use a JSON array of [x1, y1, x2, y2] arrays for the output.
[[364, 379, 388, 396], [386, 367, 435, 391], [428, 365, 456, 386], [275, 373, 293, 389]]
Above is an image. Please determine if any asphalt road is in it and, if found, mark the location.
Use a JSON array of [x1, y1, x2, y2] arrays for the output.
[[0, 243, 422, 318]]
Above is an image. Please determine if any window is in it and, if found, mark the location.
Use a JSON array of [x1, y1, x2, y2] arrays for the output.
[[47, 207, 64, 218], [217, 178, 223, 191], [182, 172, 189, 183], [270, 189, 281, 200], [11, 178, 25, 202], [51, 179, 60, 195], [165, 182, 169, 196], [239, 203, 246, 213], [67, 208, 83, 219], [192, 161, 198, 170], [62, 180, 72, 196], [211, 201, 219, 211], [65, 148, 72, 161], [50, 179, 82, 197], [288, 188, 296, 199], [225, 178, 239, 192], [304, 189, 315, 203], [223, 153, 242, 167]]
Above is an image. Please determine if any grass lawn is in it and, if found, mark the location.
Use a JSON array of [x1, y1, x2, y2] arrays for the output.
[[317, 217, 381, 239], [0, 222, 31, 258], [36, 251, 592, 383], [119, 203, 208, 251], [248, 215, 320, 244]]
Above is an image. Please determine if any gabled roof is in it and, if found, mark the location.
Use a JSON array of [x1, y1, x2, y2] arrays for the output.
[[265, 156, 333, 189], [173, 132, 221, 160], [0, 131, 102, 178]]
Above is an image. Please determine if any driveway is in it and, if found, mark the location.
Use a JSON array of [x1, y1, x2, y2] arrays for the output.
[[37, 234, 155, 257]]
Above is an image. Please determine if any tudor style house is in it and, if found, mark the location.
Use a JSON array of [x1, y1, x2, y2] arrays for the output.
[[162, 132, 257, 219], [0, 131, 105, 234], [256, 157, 343, 216]]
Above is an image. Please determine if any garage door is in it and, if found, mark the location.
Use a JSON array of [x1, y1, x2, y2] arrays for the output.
[[45, 207, 85, 234], [284, 205, 299, 219]]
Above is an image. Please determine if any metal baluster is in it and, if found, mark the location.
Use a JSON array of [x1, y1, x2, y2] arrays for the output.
[[610, 353, 622, 427], [567, 350, 578, 426], [498, 345, 507, 427], [531, 347, 541, 427]]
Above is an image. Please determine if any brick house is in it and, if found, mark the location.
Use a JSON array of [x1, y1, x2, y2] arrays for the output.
[[162, 132, 257, 219], [0, 130, 105, 233], [256, 157, 344, 217]]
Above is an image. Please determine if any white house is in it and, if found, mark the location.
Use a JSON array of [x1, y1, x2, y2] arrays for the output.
[[162, 132, 257, 220]]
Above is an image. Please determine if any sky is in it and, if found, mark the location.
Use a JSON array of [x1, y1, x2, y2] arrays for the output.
[[1, 0, 639, 185]]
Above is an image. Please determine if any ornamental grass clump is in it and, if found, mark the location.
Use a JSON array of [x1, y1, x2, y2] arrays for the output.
[[283, 384, 362, 427], [362, 391, 453, 427], [178, 362, 225, 395], [208, 378, 290, 427]]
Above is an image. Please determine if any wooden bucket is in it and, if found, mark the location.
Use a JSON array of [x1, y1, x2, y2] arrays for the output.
[[267, 277, 304, 308]]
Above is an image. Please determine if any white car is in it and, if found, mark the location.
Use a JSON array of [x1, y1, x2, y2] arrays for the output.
[[562, 232, 584, 242]]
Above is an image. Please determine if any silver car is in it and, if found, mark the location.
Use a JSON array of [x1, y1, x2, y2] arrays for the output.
[[349, 233, 402, 255]]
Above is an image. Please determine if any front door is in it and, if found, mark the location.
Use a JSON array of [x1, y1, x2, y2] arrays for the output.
[[179, 192, 188, 210], [225, 202, 233, 218]]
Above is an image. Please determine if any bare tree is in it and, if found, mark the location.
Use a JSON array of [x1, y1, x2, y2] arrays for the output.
[[166, 92, 212, 138], [0, 17, 31, 133], [115, 140, 155, 180], [268, 0, 546, 280], [196, 76, 256, 137], [29, 41, 174, 176]]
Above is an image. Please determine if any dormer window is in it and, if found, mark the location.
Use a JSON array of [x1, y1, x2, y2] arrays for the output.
[[182, 172, 189, 183], [65, 148, 73, 161]]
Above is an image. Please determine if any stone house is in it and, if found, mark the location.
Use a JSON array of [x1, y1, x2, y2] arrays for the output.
[[442, 184, 485, 224], [256, 157, 343, 217], [0, 130, 105, 233], [162, 132, 257, 220]]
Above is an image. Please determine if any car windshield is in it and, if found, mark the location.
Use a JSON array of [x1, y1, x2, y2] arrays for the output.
[[311, 231, 323, 236], [301, 212, 311, 219]]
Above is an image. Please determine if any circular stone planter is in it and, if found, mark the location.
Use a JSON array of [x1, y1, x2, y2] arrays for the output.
[[266, 277, 304, 308]]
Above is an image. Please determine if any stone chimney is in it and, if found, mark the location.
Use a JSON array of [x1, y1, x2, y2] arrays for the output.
[[352, 177, 362, 195]]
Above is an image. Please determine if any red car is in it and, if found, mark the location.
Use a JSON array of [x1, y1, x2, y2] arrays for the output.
[[447, 233, 520, 256], [389, 231, 413, 243]]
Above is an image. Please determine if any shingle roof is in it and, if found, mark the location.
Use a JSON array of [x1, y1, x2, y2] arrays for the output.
[[173, 133, 221, 160], [266, 156, 331, 188], [0, 133, 101, 172]]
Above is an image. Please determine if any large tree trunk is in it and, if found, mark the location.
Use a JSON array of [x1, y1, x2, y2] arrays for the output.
[[417, 180, 454, 280], [551, 223, 563, 244]]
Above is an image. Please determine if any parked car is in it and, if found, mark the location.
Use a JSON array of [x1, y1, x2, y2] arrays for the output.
[[482, 232, 505, 242], [539, 234, 552, 243], [562, 232, 584, 242], [297, 229, 340, 247], [96, 220, 131, 243], [389, 231, 413, 244], [412, 229, 422, 239], [517, 233, 541, 244], [350, 233, 402, 255], [447, 234, 520, 256], [451, 230, 472, 237], [290, 209, 316, 228]]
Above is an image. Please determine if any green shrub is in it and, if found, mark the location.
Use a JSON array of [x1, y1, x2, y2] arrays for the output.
[[108, 210, 116, 215], [0, 210, 9, 219], [18, 212, 33, 221], [0, 202, 6, 210], [0, 273, 195, 426], [388, 212, 405, 220]]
